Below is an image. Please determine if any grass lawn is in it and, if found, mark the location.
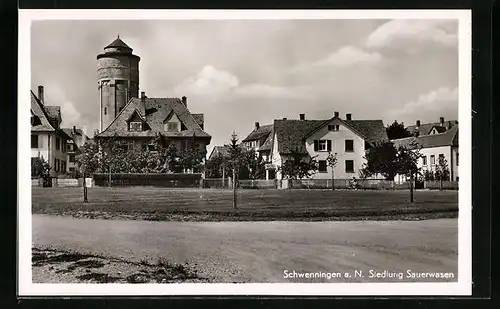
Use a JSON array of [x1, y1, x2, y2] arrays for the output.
[[32, 187, 458, 221]]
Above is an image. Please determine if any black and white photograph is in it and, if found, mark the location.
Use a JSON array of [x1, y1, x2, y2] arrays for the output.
[[19, 10, 472, 296]]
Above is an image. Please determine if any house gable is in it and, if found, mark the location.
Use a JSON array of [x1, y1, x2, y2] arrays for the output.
[[97, 97, 211, 140]]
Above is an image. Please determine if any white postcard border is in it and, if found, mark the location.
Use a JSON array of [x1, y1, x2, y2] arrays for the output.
[[18, 9, 472, 296]]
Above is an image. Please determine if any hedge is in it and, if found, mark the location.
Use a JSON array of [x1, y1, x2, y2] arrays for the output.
[[93, 173, 203, 187]]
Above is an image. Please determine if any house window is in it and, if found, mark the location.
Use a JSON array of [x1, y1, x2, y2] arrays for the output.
[[129, 122, 142, 131], [68, 144, 74, 152], [69, 167, 75, 172], [430, 155, 435, 165], [31, 135, 38, 148], [165, 122, 179, 132], [318, 160, 327, 173], [456, 152, 459, 165], [314, 140, 331, 152], [56, 137, 60, 151], [54, 158, 59, 172], [345, 140, 354, 152], [422, 156, 427, 166], [104, 107, 107, 115], [328, 124, 340, 131], [61, 161, 66, 173], [147, 144, 156, 151], [345, 160, 354, 173], [69, 154, 75, 163]]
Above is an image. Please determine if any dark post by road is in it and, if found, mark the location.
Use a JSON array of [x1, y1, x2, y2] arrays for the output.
[[409, 170, 414, 203], [232, 168, 237, 209], [83, 171, 88, 203]]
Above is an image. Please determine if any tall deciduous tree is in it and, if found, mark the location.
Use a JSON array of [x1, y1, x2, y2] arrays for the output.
[[361, 142, 400, 180], [75, 142, 100, 176], [361, 141, 422, 202], [31, 157, 51, 178], [386, 120, 412, 140], [179, 138, 206, 173], [279, 148, 319, 180]]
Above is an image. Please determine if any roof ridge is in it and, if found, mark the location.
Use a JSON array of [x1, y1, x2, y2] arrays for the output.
[[30, 91, 56, 131]]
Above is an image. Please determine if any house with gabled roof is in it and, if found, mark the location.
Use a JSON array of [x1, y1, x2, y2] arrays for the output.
[[392, 118, 459, 182], [95, 92, 211, 169], [31, 86, 71, 177], [208, 145, 231, 161], [269, 112, 389, 180], [62, 126, 90, 176]]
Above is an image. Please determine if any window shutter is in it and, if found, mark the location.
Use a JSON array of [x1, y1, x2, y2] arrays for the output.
[[314, 140, 318, 151], [327, 140, 332, 151]]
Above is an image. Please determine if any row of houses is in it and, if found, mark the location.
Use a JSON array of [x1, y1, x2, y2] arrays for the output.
[[31, 36, 458, 182], [209, 113, 459, 182]]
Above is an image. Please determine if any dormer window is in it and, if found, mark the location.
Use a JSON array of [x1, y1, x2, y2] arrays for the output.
[[165, 122, 179, 132], [129, 121, 142, 131]]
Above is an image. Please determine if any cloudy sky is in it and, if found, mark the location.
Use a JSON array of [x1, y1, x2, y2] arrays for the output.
[[31, 19, 458, 151]]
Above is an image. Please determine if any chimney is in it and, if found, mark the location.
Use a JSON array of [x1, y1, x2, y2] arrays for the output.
[[440, 117, 444, 126], [299, 113, 305, 120], [73, 126, 76, 134], [37, 85, 44, 105], [346, 113, 352, 121], [141, 91, 146, 100], [416, 120, 421, 127], [334, 111, 339, 118], [255, 122, 260, 130], [182, 96, 187, 107], [282, 117, 287, 120]]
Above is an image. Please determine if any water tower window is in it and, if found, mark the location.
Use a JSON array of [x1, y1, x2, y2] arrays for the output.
[[104, 107, 107, 115]]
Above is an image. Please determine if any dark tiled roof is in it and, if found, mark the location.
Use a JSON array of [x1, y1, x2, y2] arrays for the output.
[[97, 97, 211, 139], [30, 91, 55, 132], [192, 114, 204, 128], [258, 129, 274, 151], [62, 128, 86, 137], [209, 145, 231, 160], [274, 119, 325, 154], [105, 37, 132, 50], [243, 124, 273, 142], [44, 106, 61, 122], [406, 120, 458, 135], [392, 125, 459, 149], [344, 120, 389, 145]]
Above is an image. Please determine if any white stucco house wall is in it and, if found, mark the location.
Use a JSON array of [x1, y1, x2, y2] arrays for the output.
[[31, 86, 71, 177], [392, 121, 459, 182], [269, 112, 389, 180]]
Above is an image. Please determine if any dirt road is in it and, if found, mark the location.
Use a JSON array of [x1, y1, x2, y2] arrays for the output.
[[32, 215, 458, 283]]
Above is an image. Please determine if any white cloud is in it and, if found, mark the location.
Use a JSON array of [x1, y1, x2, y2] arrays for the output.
[[292, 46, 382, 72], [389, 86, 458, 123], [173, 65, 240, 97], [315, 46, 382, 66], [366, 20, 458, 50], [43, 83, 82, 128], [173, 65, 314, 101]]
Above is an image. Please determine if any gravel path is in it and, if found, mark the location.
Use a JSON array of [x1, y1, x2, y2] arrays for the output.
[[33, 215, 458, 283]]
